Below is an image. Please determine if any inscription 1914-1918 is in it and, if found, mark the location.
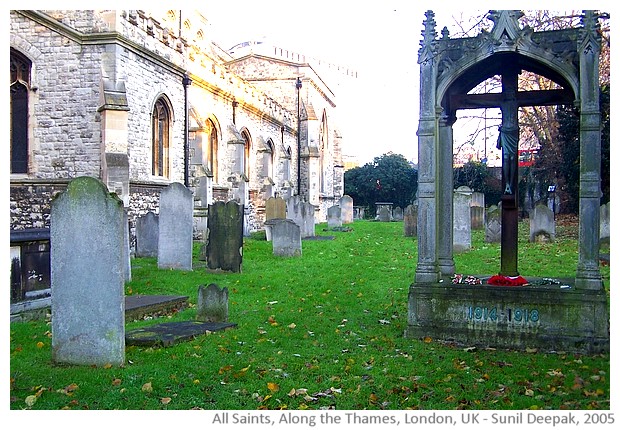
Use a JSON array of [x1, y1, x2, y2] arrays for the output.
[[466, 306, 540, 323]]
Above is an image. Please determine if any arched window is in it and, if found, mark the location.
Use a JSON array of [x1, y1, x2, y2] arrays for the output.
[[205, 118, 218, 182], [266, 139, 275, 179], [152, 98, 171, 177], [10, 48, 31, 174], [241, 129, 251, 179]]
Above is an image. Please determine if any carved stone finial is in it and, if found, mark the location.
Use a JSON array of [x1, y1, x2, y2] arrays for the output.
[[419, 10, 437, 64], [487, 10, 525, 45]]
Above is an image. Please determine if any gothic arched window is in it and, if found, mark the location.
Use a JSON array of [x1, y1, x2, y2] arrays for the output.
[[152, 98, 171, 177], [10, 48, 31, 174], [205, 119, 218, 182]]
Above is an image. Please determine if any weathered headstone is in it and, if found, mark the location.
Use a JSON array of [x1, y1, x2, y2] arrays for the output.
[[123, 210, 131, 282], [530, 203, 555, 242], [266, 196, 286, 220], [158, 183, 193, 270], [136, 211, 159, 258], [327, 205, 342, 229], [393, 206, 404, 221], [453, 186, 472, 252], [271, 218, 302, 257], [207, 201, 244, 272], [51, 176, 125, 366], [485, 205, 501, 243], [286, 196, 315, 238], [375, 202, 393, 221], [265, 197, 286, 241], [196, 284, 229, 323], [600, 202, 610, 246], [353, 206, 365, 220], [470, 192, 485, 230], [339, 195, 354, 224], [403, 204, 418, 237]]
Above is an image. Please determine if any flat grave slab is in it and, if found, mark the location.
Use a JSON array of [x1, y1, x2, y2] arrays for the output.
[[125, 294, 188, 321], [126, 320, 237, 347]]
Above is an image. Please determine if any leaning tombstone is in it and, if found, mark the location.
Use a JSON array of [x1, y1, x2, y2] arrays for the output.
[[453, 186, 472, 252], [196, 284, 229, 323], [207, 201, 244, 272], [485, 205, 501, 243], [339, 195, 354, 224], [271, 218, 302, 257], [403, 204, 418, 237], [51, 176, 125, 366], [158, 183, 193, 270], [327, 205, 342, 229], [135, 211, 159, 258], [529, 203, 555, 242]]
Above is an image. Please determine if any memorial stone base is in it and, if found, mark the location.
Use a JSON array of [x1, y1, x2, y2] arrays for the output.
[[405, 281, 609, 353]]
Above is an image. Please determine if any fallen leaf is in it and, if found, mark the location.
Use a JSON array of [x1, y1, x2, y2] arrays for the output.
[[36, 341, 44, 349], [423, 336, 432, 343], [103, 363, 113, 369], [288, 323, 297, 329], [525, 388, 534, 396], [142, 382, 153, 392], [25, 395, 37, 407], [161, 397, 172, 405], [112, 378, 122, 386], [267, 382, 280, 392]]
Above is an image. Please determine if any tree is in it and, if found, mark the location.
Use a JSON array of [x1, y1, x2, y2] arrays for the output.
[[344, 153, 417, 217], [453, 161, 502, 206]]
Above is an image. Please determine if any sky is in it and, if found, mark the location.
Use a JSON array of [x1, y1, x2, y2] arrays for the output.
[[203, 1, 614, 166], [204, 1, 448, 165]]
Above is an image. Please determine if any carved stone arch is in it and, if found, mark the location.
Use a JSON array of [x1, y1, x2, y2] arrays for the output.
[[408, 10, 608, 353]]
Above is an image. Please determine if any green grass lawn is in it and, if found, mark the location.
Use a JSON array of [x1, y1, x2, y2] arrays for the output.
[[10, 218, 610, 410]]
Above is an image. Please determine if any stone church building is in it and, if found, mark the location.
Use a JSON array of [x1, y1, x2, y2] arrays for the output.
[[9, 9, 344, 238]]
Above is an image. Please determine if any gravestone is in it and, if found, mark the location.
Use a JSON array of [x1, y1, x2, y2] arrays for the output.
[[271, 218, 302, 257], [135, 211, 159, 258], [485, 205, 502, 243], [265, 197, 286, 241], [158, 183, 193, 270], [286, 196, 315, 238], [453, 186, 472, 252], [600, 202, 610, 246], [375, 202, 393, 221], [266, 196, 286, 220], [393, 206, 404, 221], [403, 204, 417, 237], [196, 284, 229, 322], [207, 201, 244, 272], [327, 205, 342, 229], [530, 203, 555, 242], [51, 176, 125, 366], [339, 195, 354, 224], [471, 192, 485, 230], [353, 206, 365, 220], [123, 210, 131, 282]]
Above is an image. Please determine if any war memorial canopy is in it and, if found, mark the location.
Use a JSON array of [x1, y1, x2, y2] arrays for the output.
[[406, 10, 609, 353]]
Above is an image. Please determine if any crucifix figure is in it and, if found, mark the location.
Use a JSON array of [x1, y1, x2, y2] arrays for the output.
[[498, 71, 520, 276]]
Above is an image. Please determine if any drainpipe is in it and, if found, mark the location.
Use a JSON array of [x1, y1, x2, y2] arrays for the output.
[[296, 77, 302, 195], [183, 73, 192, 187]]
